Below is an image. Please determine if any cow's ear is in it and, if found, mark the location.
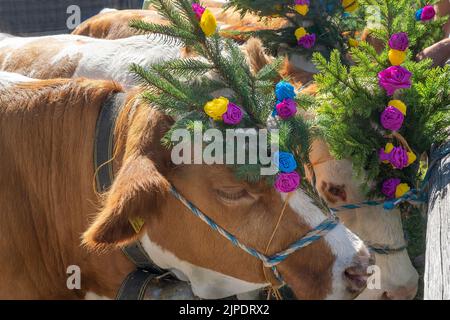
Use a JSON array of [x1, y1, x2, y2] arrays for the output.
[[82, 155, 170, 250], [244, 37, 273, 75]]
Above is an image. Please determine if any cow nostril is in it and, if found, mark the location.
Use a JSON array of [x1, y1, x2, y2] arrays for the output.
[[344, 266, 369, 293], [384, 285, 418, 300]]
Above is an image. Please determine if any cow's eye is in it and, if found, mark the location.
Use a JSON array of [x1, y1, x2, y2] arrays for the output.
[[216, 188, 248, 200], [215, 187, 255, 205]]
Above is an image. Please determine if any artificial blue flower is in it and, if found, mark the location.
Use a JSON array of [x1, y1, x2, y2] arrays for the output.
[[415, 8, 423, 21], [275, 81, 296, 101], [274, 151, 298, 173]]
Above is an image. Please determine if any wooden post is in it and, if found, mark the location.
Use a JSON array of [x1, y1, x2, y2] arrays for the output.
[[424, 140, 450, 300]]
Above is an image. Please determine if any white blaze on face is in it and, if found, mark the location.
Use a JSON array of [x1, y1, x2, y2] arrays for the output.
[[140, 234, 267, 299], [0, 71, 34, 88], [281, 190, 366, 300], [312, 158, 419, 298], [84, 292, 111, 300]]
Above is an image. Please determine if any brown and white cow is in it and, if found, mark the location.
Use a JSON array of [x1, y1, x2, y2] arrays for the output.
[[0, 72, 371, 300], [307, 140, 419, 300], [244, 39, 421, 300], [0, 34, 183, 89], [0, 34, 423, 299], [71, 2, 286, 41]]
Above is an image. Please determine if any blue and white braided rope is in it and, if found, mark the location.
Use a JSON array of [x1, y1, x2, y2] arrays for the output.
[[330, 146, 450, 213], [170, 186, 338, 268]]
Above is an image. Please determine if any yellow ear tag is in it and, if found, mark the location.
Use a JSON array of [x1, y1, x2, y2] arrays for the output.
[[129, 217, 145, 234]]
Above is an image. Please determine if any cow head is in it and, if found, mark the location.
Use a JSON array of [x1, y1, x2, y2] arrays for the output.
[[82, 100, 372, 300], [236, 38, 420, 300], [307, 139, 419, 300]]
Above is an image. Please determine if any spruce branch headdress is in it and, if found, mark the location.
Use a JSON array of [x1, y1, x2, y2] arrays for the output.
[[311, 0, 450, 203], [224, 0, 364, 59], [129, 0, 325, 207]]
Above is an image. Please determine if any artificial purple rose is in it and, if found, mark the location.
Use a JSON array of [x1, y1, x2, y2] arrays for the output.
[[421, 5, 436, 21], [192, 3, 205, 19], [275, 172, 301, 193], [380, 106, 404, 131], [389, 146, 409, 169], [379, 146, 409, 169], [298, 33, 316, 49], [388, 32, 409, 51], [379, 148, 391, 162], [222, 102, 243, 125], [295, 0, 310, 4], [276, 99, 297, 119], [381, 178, 401, 198], [378, 66, 412, 96]]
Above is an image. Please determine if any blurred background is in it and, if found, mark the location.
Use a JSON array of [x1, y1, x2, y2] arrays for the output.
[[0, 0, 144, 35]]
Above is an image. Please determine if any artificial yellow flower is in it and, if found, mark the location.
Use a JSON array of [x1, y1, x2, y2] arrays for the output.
[[395, 183, 410, 198], [348, 38, 359, 47], [385, 143, 394, 153], [204, 97, 229, 120], [382, 143, 395, 164], [295, 4, 309, 16], [388, 100, 407, 115], [342, 0, 359, 13], [388, 49, 407, 66], [200, 9, 217, 37], [407, 152, 417, 165], [295, 27, 307, 40]]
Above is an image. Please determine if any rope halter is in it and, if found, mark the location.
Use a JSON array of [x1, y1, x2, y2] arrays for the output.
[[170, 185, 338, 287]]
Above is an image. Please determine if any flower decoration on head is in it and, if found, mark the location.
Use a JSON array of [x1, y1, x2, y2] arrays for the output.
[[274, 151, 298, 173], [192, 3, 205, 19], [204, 97, 243, 125], [222, 102, 243, 125], [192, 3, 217, 37], [275, 172, 301, 193], [416, 5, 436, 21], [274, 151, 300, 193], [378, 66, 412, 96], [388, 32, 409, 66], [342, 0, 359, 13], [379, 143, 416, 169], [275, 81, 296, 101], [276, 99, 297, 119], [294, 0, 310, 16], [380, 100, 407, 131], [295, 27, 316, 49], [274, 81, 298, 119], [381, 178, 410, 199]]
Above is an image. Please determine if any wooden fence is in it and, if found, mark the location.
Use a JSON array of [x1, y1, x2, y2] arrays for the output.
[[424, 140, 450, 300]]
